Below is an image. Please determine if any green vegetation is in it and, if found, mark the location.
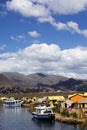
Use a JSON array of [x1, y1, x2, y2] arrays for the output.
[[60, 108, 69, 117], [53, 107, 60, 113], [53, 105, 78, 119], [70, 112, 77, 118]]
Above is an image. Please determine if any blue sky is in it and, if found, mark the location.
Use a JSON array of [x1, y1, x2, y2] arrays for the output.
[[0, 0, 87, 79]]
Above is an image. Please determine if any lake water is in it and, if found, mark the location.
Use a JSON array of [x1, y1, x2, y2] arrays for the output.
[[0, 106, 87, 130]]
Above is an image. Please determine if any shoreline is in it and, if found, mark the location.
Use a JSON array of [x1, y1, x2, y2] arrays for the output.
[[55, 113, 86, 124], [0, 103, 86, 125], [22, 104, 87, 125]]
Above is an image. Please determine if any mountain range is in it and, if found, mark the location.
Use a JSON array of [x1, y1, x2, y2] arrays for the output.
[[0, 72, 87, 94]]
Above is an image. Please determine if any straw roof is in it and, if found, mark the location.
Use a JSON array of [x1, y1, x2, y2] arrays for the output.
[[48, 96, 65, 101]]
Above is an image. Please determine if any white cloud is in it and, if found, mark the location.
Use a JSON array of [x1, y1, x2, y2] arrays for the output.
[[52, 21, 87, 37], [0, 11, 7, 16], [53, 22, 67, 30], [11, 34, 25, 41], [82, 30, 87, 38], [0, 3, 8, 16], [47, 0, 87, 15], [6, 0, 87, 16], [0, 43, 87, 79], [6, 0, 87, 38], [32, 0, 87, 14], [67, 21, 81, 33], [6, 0, 50, 18], [0, 44, 6, 51], [28, 31, 40, 37]]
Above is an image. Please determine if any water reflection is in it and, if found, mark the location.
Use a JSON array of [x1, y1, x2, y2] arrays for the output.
[[0, 106, 30, 130], [32, 118, 79, 130], [32, 118, 55, 130], [59, 123, 77, 130], [78, 123, 87, 130], [0, 106, 87, 130]]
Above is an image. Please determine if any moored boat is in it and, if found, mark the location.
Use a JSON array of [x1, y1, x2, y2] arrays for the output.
[[3, 99, 23, 107], [32, 105, 55, 120]]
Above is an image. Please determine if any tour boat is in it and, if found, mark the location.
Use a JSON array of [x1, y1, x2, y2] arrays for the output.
[[3, 99, 23, 107], [32, 105, 55, 120]]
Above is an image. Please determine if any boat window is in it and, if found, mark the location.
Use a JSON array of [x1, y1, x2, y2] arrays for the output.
[[5, 101, 15, 104], [44, 110, 51, 113]]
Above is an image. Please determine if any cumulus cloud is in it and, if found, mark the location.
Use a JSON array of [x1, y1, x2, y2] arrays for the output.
[[6, 0, 50, 18], [28, 31, 40, 37], [48, 0, 87, 15], [0, 43, 87, 79], [6, 0, 87, 38], [6, 0, 87, 15], [31, 0, 87, 14]]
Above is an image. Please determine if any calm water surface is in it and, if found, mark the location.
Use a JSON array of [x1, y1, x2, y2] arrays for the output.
[[0, 106, 87, 130]]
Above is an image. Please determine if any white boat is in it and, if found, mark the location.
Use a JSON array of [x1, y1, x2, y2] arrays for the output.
[[32, 105, 55, 120], [3, 99, 23, 107]]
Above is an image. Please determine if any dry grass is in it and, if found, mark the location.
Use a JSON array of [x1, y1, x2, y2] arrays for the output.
[[0, 92, 76, 99], [55, 113, 85, 124]]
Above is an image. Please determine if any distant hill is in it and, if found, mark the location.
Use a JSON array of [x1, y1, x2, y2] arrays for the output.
[[0, 72, 87, 93], [27, 73, 68, 86], [2, 72, 31, 84], [0, 74, 13, 86], [2, 72, 68, 86], [0, 73, 14, 93]]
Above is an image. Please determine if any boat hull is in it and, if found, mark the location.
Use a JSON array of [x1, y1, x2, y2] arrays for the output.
[[3, 103, 22, 107], [3, 100, 23, 107], [32, 112, 55, 120]]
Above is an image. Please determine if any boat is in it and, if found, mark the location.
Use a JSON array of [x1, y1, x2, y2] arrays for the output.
[[3, 99, 23, 107], [32, 105, 55, 120]]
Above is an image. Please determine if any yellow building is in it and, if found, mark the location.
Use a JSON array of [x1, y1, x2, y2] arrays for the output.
[[83, 92, 87, 98], [48, 96, 65, 101]]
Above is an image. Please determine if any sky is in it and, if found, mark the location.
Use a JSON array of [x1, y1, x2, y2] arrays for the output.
[[0, 0, 87, 79]]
